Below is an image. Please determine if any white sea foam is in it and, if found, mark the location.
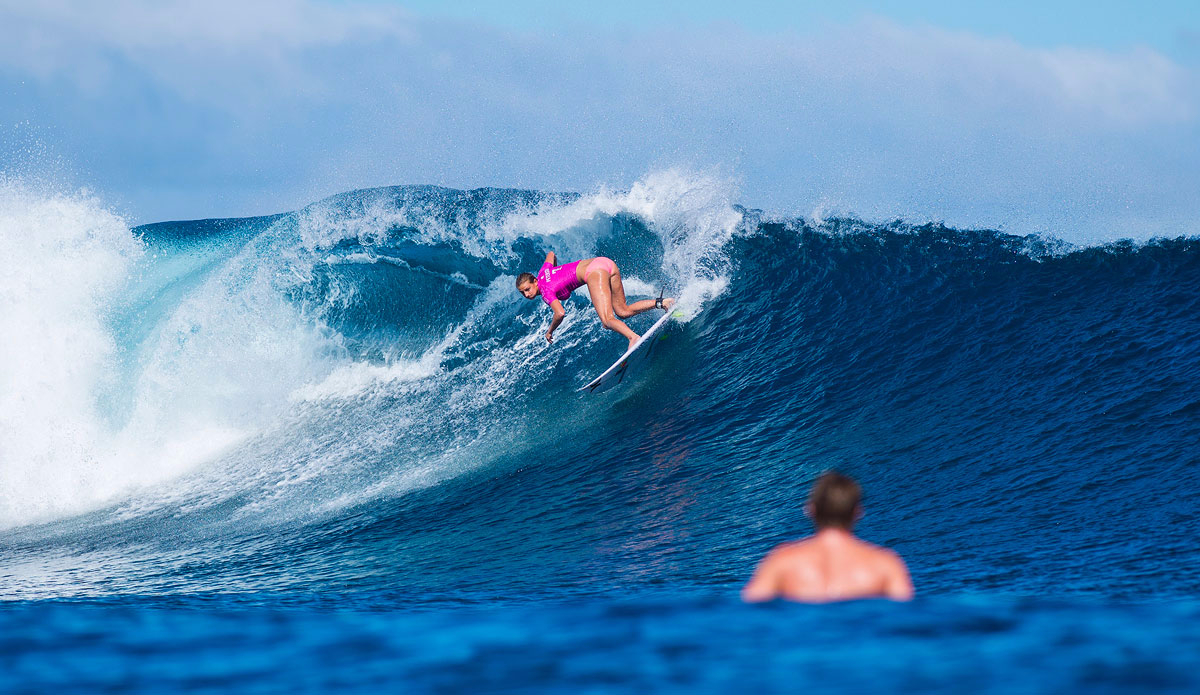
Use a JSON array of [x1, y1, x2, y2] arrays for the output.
[[296, 168, 745, 313], [0, 181, 345, 528], [500, 169, 744, 311], [0, 169, 744, 529], [0, 179, 147, 526]]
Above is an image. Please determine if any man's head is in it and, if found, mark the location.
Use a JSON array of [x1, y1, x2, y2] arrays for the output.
[[516, 272, 538, 299], [806, 471, 862, 530]]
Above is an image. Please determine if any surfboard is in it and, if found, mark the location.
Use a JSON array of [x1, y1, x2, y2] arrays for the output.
[[579, 310, 680, 394]]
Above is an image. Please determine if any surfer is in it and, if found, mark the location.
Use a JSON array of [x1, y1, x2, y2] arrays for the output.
[[742, 471, 913, 603], [516, 252, 674, 349]]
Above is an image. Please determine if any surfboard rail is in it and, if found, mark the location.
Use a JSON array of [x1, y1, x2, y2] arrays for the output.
[[579, 310, 677, 394]]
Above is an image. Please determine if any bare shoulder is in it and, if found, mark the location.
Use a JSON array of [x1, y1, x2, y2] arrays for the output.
[[870, 544, 914, 599], [873, 547, 911, 579], [861, 540, 898, 555], [766, 538, 817, 561], [855, 539, 906, 565]]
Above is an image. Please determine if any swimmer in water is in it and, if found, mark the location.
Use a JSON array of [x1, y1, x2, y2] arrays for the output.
[[516, 252, 675, 349], [742, 471, 914, 603]]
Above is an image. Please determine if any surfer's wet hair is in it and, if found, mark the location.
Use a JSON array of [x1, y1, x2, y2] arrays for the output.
[[516, 272, 536, 288], [809, 471, 861, 530]]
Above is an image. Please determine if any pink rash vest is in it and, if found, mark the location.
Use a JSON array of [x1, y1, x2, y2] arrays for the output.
[[538, 260, 585, 306]]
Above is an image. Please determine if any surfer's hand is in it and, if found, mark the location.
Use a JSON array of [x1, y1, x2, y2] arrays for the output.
[[545, 329, 554, 343]]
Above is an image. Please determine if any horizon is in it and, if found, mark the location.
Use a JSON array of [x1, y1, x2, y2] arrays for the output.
[[2, 0, 1198, 244]]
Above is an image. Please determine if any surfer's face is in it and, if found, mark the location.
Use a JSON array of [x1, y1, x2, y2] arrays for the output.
[[518, 281, 538, 299]]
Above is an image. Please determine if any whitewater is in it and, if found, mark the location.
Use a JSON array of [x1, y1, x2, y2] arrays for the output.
[[2, 171, 1199, 693]]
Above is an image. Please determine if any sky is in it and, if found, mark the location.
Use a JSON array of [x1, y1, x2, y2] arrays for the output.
[[399, 0, 1200, 58], [1, 0, 1198, 242]]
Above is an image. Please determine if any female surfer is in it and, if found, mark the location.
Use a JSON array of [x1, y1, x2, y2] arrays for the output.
[[516, 252, 674, 349]]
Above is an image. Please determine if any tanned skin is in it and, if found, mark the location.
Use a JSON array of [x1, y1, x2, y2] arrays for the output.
[[742, 481, 913, 603], [518, 252, 674, 350]]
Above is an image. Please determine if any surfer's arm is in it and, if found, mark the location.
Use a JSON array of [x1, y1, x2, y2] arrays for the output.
[[545, 300, 566, 342], [544, 251, 557, 267]]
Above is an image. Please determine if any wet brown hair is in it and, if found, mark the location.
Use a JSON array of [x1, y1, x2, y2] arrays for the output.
[[808, 471, 861, 530], [516, 272, 536, 289]]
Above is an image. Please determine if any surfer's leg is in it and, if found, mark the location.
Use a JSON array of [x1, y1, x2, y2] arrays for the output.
[[609, 271, 671, 317], [586, 270, 640, 346]]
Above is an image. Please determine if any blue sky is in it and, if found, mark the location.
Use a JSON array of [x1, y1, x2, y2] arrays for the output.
[[1, 0, 1197, 242], [399, 0, 1199, 57]]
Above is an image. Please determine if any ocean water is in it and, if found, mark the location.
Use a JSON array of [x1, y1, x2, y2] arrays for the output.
[[1, 173, 1198, 693]]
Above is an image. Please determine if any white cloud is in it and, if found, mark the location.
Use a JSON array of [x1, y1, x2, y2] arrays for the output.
[[2, 0, 412, 52], [0, 0, 414, 96], [850, 18, 1196, 126], [0, 2, 1197, 240]]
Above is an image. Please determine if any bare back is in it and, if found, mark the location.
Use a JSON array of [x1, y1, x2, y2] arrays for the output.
[[742, 529, 913, 603]]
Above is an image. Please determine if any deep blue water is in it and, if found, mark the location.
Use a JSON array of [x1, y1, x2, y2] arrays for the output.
[[7, 596, 1200, 693], [2, 182, 1198, 692]]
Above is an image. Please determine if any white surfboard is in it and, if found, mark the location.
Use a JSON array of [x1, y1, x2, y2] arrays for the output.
[[579, 310, 680, 394]]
